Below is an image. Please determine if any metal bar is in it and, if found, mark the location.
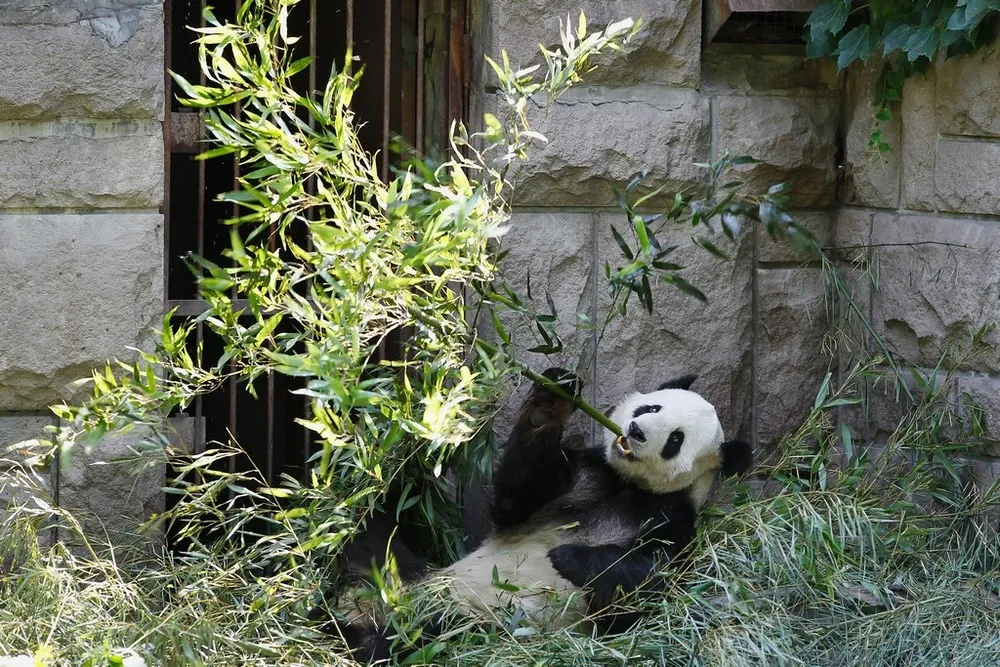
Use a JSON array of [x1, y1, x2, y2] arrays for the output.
[[400, 0, 415, 148], [170, 111, 203, 152], [381, 0, 392, 181], [266, 371, 275, 484], [309, 0, 317, 100], [447, 0, 465, 126], [195, 0, 209, 457], [416, 0, 425, 155], [163, 0, 173, 305], [229, 0, 240, 475], [346, 0, 354, 68], [303, 0, 317, 478]]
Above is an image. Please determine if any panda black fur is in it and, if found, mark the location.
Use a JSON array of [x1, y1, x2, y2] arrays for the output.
[[341, 369, 752, 660]]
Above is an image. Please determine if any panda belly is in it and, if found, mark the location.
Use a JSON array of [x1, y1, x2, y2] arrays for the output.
[[433, 525, 587, 626]]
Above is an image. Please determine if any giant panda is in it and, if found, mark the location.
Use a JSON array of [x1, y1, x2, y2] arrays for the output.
[[339, 368, 752, 661]]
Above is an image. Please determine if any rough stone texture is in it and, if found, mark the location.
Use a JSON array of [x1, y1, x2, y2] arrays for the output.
[[756, 210, 833, 264], [0, 126, 163, 209], [594, 211, 754, 441], [715, 95, 839, 208], [900, 69, 938, 212], [830, 208, 876, 371], [870, 213, 1000, 375], [0, 214, 164, 410], [755, 268, 830, 446], [957, 455, 1000, 527], [58, 428, 164, 548], [0, 2, 164, 121], [485, 212, 598, 445], [842, 59, 900, 209], [0, 468, 52, 522], [863, 367, 957, 446], [935, 48, 1000, 138], [487, 0, 701, 88], [0, 414, 55, 446], [833, 207, 873, 250], [934, 139, 1000, 216], [0, 415, 57, 466], [507, 89, 710, 208], [955, 375, 1000, 458], [702, 47, 840, 97]]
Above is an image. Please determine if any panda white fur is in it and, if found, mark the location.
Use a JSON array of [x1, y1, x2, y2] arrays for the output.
[[341, 369, 752, 660]]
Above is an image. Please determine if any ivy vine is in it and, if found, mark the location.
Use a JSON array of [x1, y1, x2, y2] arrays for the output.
[[805, 0, 999, 155]]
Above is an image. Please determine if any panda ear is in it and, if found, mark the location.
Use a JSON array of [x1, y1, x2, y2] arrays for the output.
[[720, 440, 753, 477], [657, 374, 697, 391]]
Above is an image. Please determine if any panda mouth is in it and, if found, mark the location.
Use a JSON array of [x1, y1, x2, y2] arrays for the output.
[[614, 435, 634, 459]]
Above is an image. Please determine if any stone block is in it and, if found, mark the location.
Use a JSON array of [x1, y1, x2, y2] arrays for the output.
[[488, 0, 701, 89], [58, 428, 164, 548], [831, 207, 874, 327], [0, 415, 56, 468], [1, 468, 52, 521], [955, 375, 1000, 458], [900, 69, 937, 212], [0, 3, 164, 120], [509, 88, 710, 207], [956, 456, 1000, 513], [486, 212, 597, 445], [701, 48, 840, 97], [870, 213, 1000, 374], [756, 210, 832, 264], [935, 49, 1000, 138], [755, 268, 830, 446], [0, 122, 163, 209], [833, 207, 873, 250], [593, 211, 754, 441], [0, 214, 164, 411], [864, 367, 956, 446], [842, 59, 900, 208], [715, 95, 839, 208], [0, 414, 55, 448], [934, 139, 1000, 216]]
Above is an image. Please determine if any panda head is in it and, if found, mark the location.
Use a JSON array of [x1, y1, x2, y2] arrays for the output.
[[603, 374, 751, 500]]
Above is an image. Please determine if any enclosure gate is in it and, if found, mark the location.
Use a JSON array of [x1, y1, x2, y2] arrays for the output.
[[163, 0, 470, 495]]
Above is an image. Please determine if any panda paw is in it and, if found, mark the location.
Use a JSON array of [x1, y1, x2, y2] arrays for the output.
[[721, 440, 753, 477], [547, 544, 592, 587]]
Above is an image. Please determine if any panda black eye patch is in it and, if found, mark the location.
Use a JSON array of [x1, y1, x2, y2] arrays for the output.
[[632, 404, 661, 418], [661, 429, 685, 459]]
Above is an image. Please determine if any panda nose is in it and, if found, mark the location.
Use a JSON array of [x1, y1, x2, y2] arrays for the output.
[[627, 421, 646, 442]]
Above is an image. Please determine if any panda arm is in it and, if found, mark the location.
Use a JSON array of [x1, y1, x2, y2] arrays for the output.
[[547, 497, 697, 608], [490, 375, 580, 529]]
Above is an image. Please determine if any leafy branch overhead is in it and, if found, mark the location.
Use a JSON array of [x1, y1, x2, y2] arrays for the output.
[[53, 1, 642, 566], [602, 159, 806, 320], [806, 0, 1000, 154]]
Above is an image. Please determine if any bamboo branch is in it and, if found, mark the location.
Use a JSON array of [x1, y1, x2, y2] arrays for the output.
[[473, 338, 623, 437]]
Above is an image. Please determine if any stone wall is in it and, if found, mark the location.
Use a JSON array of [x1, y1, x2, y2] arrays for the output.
[[482, 1, 840, 450], [841, 48, 1000, 489], [481, 1, 1000, 490], [0, 0, 165, 542]]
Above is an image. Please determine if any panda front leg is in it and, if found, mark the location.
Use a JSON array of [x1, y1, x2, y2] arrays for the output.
[[546, 502, 697, 622], [490, 368, 581, 529]]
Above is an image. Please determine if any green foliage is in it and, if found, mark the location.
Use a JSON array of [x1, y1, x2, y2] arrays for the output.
[[600, 159, 804, 324], [806, 0, 1000, 156], [49, 0, 639, 568], [3, 1, 998, 665]]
